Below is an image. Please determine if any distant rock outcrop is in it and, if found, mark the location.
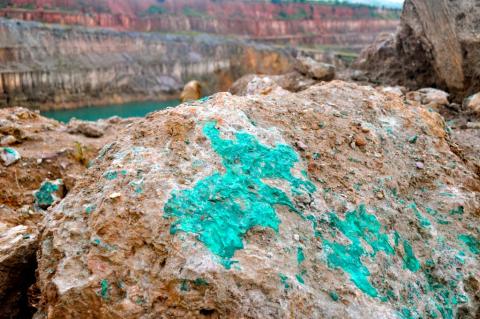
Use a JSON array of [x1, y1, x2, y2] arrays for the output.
[[34, 82, 479, 318], [0, 19, 294, 110], [356, 0, 480, 101], [0, 0, 399, 47]]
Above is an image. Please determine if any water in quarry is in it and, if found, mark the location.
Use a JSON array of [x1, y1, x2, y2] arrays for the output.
[[42, 99, 181, 122]]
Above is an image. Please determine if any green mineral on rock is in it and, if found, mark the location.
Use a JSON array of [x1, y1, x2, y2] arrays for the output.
[[34, 179, 63, 209], [402, 240, 420, 272], [458, 234, 479, 255], [164, 121, 315, 268], [321, 205, 395, 297]]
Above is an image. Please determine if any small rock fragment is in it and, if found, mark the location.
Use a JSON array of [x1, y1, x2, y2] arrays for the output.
[[180, 80, 202, 103], [296, 141, 308, 151], [379, 86, 404, 97], [34, 179, 65, 209], [415, 162, 424, 170], [67, 119, 105, 138], [107, 116, 122, 124], [0, 135, 17, 146], [466, 122, 480, 129], [0, 147, 21, 166], [407, 88, 449, 110], [408, 135, 418, 144], [351, 70, 368, 81], [295, 56, 335, 81], [109, 192, 122, 199], [463, 92, 480, 116], [355, 135, 367, 147]]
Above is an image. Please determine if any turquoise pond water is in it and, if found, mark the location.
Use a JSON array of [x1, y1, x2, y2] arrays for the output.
[[41, 99, 180, 122]]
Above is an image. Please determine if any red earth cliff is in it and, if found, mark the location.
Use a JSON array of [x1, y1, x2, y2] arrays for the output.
[[0, 0, 400, 47]]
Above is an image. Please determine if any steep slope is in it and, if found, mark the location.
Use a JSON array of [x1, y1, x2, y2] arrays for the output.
[[0, 0, 400, 47], [0, 19, 293, 110]]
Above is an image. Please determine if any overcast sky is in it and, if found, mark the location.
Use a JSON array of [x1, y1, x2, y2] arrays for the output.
[[344, 0, 404, 8]]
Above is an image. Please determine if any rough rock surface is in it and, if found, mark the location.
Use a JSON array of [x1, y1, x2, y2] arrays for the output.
[[356, 0, 480, 101], [0, 108, 127, 209], [0, 107, 126, 316], [35, 81, 479, 318], [450, 125, 480, 179], [402, 88, 480, 181]]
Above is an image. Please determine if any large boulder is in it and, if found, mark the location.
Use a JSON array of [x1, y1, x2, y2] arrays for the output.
[[356, 0, 480, 101], [35, 81, 479, 318]]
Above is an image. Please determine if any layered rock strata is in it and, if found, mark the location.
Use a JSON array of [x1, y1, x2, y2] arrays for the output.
[[0, 19, 293, 110]]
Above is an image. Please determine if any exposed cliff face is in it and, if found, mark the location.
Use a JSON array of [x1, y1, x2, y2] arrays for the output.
[[0, 0, 155, 16], [140, 15, 398, 47], [0, 19, 294, 110], [0, 0, 400, 47], [356, 0, 480, 101]]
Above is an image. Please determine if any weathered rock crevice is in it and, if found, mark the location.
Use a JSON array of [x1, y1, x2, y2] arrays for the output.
[[0, 226, 38, 319]]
